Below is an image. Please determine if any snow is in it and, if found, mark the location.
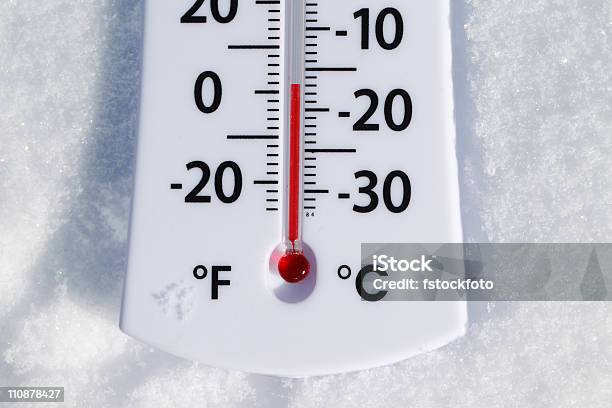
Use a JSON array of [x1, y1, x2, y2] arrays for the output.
[[459, 0, 612, 243], [1, 0, 611, 407], [152, 281, 195, 320], [127, 366, 255, 408]]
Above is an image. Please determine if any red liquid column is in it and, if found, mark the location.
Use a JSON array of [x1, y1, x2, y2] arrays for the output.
[[288, 83, 301, 247], [276, 0, 310, 284]]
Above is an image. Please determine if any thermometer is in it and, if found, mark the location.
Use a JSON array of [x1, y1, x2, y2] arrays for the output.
[[275, 0, 310, 284], [121, 0, 466, 376]]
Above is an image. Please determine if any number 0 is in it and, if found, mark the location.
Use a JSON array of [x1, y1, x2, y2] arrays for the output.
[[194, 71, 222, 114]]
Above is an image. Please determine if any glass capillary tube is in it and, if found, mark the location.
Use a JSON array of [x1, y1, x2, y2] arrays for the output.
[[283, 0, 305, 253]]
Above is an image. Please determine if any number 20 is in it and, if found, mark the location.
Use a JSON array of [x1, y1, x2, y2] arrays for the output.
[[185, 161, 243, 204], [354, 89, 413, 132], [181, 0, 238, 24]]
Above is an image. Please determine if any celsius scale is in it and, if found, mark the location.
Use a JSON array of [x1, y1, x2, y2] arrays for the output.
[[121, 0, 466, 377]]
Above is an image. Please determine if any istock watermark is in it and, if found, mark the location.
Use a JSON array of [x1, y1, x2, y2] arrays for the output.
[[358, 243, 612, 301], [372, 254, 434, 273]]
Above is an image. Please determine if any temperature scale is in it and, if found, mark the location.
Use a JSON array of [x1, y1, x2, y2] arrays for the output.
[[121, 0, 466, 376]]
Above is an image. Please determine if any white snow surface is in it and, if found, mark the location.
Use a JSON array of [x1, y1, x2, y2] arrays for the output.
[[1, 0, 611, 406]]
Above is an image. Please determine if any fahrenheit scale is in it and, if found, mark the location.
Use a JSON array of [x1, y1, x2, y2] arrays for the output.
[[121, 0, 466, 376]]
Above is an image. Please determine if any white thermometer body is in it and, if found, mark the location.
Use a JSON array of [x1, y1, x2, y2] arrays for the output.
[[121, 0, 465, 377]]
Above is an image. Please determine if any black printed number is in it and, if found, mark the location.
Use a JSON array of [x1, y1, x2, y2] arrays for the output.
[[353, 170, 411, 213], [181, 0, 238, 24], [353, 170, 379, 213], [194, 71, 222, 114], [215, 161, 242, 203], [354, 7, 404, 50], [181, 0, 207, 23], [185, 161, 242, 204], [353, 89, 412, 132]]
